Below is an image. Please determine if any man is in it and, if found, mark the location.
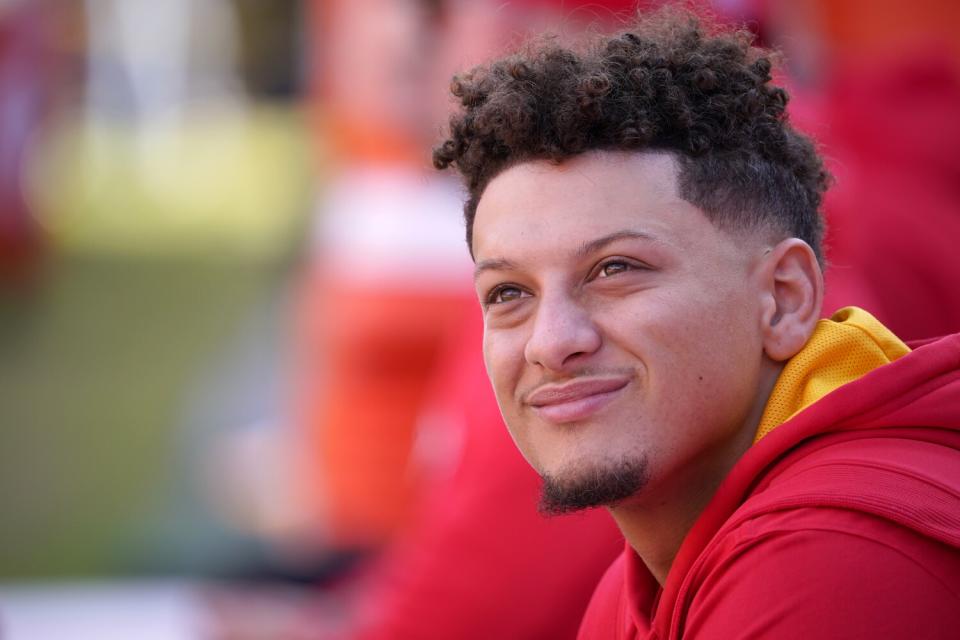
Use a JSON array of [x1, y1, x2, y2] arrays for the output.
[[433, 8, 960, 639]]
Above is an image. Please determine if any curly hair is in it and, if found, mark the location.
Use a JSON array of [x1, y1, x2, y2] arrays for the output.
[[433, 8, 830, 261]]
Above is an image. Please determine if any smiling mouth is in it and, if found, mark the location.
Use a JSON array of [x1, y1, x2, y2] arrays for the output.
[[527, 377, 630, 424]]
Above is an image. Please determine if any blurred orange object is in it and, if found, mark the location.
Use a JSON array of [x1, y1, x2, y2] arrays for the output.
[[297, 0, 478, 551], [815, 0, 960, 66], [294, 271, 474, 547]]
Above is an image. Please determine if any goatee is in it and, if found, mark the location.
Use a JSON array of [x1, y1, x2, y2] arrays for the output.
[[538, 456, 649, 515]]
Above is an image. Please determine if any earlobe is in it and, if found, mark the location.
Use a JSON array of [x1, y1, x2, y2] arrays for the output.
[[759, 239, 823, 362]]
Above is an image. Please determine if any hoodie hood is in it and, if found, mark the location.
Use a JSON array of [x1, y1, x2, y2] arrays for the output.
[[755, 307, 910, 442]]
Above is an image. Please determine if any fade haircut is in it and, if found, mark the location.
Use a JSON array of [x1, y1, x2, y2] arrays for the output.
[[432, 7, 830, 262]]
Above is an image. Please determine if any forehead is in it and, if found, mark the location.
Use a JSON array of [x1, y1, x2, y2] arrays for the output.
[[472, 151, 721, 262]]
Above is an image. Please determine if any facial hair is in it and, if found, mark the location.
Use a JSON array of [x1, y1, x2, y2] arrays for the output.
[[538, 456, 650, 515]]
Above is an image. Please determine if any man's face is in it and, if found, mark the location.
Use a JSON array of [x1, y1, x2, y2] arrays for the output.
[[472, 151, 770, 513]]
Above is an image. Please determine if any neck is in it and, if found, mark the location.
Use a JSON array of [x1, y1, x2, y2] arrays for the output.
[[609, 359, 782, 585]]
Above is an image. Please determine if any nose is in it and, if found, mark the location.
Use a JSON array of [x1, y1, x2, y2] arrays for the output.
[[524, 292, 602, 372]]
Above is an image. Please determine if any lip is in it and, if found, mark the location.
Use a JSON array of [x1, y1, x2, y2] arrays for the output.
[[526, 377, 630, 424]]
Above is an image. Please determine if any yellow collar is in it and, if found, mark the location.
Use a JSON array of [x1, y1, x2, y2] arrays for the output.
[[754, 307, 910, 443]]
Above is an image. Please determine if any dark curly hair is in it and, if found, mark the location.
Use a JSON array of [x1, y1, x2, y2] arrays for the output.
[[433, 8, 830, 262]]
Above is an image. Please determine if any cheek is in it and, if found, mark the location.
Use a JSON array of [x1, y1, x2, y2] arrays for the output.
[[482, 327, 541, 466], [482, 327, 525, 401], [608, 284, 758, 410], [650, 307, 763, 441]]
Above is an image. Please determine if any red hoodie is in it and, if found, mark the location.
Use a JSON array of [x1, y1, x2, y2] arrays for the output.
[[578, 328, 960, 639]]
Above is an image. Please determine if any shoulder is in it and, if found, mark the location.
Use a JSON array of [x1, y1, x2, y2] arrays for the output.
[[683, 506, 960, 639], [739, 429, 960, 547], [677, 429, 960, 640]]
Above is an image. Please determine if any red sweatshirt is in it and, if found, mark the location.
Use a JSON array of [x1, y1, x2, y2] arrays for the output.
[[579, 330, 960, 639]]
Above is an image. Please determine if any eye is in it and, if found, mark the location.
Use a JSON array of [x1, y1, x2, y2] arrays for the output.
[[486, 284, 529, 305], [596, 259, 634, 278]]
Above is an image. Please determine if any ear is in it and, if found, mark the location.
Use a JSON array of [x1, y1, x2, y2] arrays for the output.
[[757, 238, 823, 362]]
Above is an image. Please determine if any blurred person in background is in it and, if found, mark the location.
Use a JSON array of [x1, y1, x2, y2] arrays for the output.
[[292, 0, 475, 554], [760, 0, 960, 340]]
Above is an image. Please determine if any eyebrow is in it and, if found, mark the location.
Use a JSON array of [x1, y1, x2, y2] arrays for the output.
[[473, 229, 661, 282], [576, 229, 661, 258], [473, 257, 517, 282]]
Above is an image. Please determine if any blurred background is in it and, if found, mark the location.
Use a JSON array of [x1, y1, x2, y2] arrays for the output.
[[0, 0, 958, 638]]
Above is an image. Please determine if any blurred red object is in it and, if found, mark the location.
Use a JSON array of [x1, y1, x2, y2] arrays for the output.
[[821, 52, 960, 340], [0, 3, 50, 287]]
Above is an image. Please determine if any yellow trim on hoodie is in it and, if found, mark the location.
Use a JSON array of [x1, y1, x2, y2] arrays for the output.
[[754, 307, 910, 443]]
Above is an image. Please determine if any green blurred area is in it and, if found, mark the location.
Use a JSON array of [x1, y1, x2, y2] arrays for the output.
[[0, 105, 313, 579], [31, 106, 312, 261]]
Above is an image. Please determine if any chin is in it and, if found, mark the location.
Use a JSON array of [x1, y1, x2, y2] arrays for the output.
[[538, 455, 650, 515]]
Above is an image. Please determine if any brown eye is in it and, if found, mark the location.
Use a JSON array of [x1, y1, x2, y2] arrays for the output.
[[599, 261, 631, 277], [489, 285, 526, 304]]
